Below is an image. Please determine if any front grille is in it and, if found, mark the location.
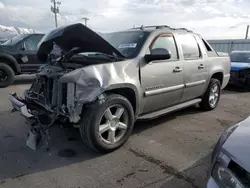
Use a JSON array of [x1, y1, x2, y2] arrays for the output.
[[228, 160, 250, 187], [28, 76, 52, 105]]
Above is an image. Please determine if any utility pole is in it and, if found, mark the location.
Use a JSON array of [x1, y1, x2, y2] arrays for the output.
[[245, 25, 249, 39], [82, 17, 89, 27], [51, 0, 61, 28]]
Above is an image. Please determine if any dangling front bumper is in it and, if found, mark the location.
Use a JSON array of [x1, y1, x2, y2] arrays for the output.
[[8, 92, 34, 118], [8, 92, 43, 150]]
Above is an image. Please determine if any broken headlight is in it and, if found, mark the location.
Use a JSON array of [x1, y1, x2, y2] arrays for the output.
[[212, 164, 244, 188]]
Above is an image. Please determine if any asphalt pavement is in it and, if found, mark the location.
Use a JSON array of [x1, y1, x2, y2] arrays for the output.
[[0, 76, 250, 188]]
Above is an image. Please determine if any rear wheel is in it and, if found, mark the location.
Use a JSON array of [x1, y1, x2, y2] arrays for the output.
[[199, 79, 221, 110], [0, 63, 15, 88], [79, 94, 134, 153]]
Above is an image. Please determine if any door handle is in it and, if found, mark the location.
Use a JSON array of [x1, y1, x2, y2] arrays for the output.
[[173, 67, 182, 73], [198, 64, 204, 69]]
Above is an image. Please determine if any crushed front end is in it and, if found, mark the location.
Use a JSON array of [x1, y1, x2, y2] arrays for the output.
[[8, 60, 113, 150], [9, 66, 84, 150], [8, 23, 127, 151]]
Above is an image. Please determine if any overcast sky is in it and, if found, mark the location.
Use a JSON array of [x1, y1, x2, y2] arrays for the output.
[[0, 0, 250, 39]]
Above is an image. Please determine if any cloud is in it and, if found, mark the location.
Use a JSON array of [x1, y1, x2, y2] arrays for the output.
[[0, 0, 250, 39]]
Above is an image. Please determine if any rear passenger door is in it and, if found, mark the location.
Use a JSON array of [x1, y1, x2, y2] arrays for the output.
[[177, 34, 208, 102], [141, 34, 184, 114]]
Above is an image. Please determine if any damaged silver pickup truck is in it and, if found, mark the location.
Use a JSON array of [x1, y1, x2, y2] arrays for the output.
[[9, 23, 231, 153]]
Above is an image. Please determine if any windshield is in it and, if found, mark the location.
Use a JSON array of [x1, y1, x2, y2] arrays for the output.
[[101, 31, 149, 58], [230, 52, 250, 63], [1, 34, 28, 46]]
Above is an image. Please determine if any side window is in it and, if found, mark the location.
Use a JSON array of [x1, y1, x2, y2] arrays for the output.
[[23, 35, 43, 51], [150, 35, 178, 60], [202, 39, 212, 52], [179, 34, 200, 60]]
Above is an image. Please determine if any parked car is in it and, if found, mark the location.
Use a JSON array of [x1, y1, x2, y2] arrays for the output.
[[0, 33, 44, 87], [9, 23, 231, 153], [229, 51, 250, 88], [207, 116, 250, 188], [0, 39, 7, 44]]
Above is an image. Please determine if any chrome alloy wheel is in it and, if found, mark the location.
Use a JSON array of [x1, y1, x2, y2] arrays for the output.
[[209, 84, 219, 108], [98, 105, 129, 144]]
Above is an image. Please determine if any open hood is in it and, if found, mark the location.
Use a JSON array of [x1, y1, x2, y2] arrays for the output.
[[37, 23, 125, 62]]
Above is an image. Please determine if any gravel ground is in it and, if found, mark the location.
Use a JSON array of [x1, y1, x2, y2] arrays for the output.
[[0, 76, 249, 188]]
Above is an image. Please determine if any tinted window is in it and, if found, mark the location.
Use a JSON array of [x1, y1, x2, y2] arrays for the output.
[[1, 34, 28, 46], [102, 31, 149, 58], [230, 52, 250, 63], [179, 34, 200, 59], [24, 35, 43, 51], [150, 35, 178, 60], [202, 39, 212, 52]]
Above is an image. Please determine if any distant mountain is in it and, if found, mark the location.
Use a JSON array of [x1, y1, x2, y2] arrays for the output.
[[0, 24, 36, 39]]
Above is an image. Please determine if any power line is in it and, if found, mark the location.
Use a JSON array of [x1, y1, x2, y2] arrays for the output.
[[51, 0, 61, 28]]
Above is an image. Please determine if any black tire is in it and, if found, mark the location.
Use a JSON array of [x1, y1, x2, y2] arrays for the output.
[[0, 63, 15, 88], [79, 94, 134, 153], [199, 78, 221, 111]]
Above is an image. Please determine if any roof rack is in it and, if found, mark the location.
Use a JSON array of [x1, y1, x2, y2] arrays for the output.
[[132, 25, 193, 32], [132, 25, 172, 30], [176, 28, 193, 32]]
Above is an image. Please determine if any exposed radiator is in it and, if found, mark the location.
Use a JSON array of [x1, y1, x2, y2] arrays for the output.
[[28, 76, 68, 108]]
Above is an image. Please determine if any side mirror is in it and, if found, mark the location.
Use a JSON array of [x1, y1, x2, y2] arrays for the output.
[[20, 43, 26, 51], [144, 48, 171, 63]]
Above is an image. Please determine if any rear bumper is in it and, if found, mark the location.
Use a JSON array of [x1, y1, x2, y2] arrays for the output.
[[8, 92, 33, 118]]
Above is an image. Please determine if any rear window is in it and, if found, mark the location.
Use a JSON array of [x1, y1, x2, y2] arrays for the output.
[[230, 52, 250, 63], [202, 39, 212, 52], [178, 34, 200, 60]]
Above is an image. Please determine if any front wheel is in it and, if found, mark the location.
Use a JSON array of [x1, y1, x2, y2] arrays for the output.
[[79, 94, 134, 153], [199, 79, 221, 111], [0, 63, 15, 88]]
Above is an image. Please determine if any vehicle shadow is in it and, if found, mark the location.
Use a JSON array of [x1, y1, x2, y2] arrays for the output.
[[224, 84, 250, 93], [0, 106, 205, 182], [133, 106, 203, 135], [0, 111, 101, 181]]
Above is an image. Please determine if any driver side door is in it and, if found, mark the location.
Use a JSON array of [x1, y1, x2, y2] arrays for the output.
[[18, 34, 44, 73], [141, 34, 184, 114]]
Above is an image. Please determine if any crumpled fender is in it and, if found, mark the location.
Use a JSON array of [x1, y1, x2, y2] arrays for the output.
[[58, 60, 140, 105]]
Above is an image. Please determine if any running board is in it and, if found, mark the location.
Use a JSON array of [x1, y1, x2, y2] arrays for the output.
[[138, 99, 202, 120]]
